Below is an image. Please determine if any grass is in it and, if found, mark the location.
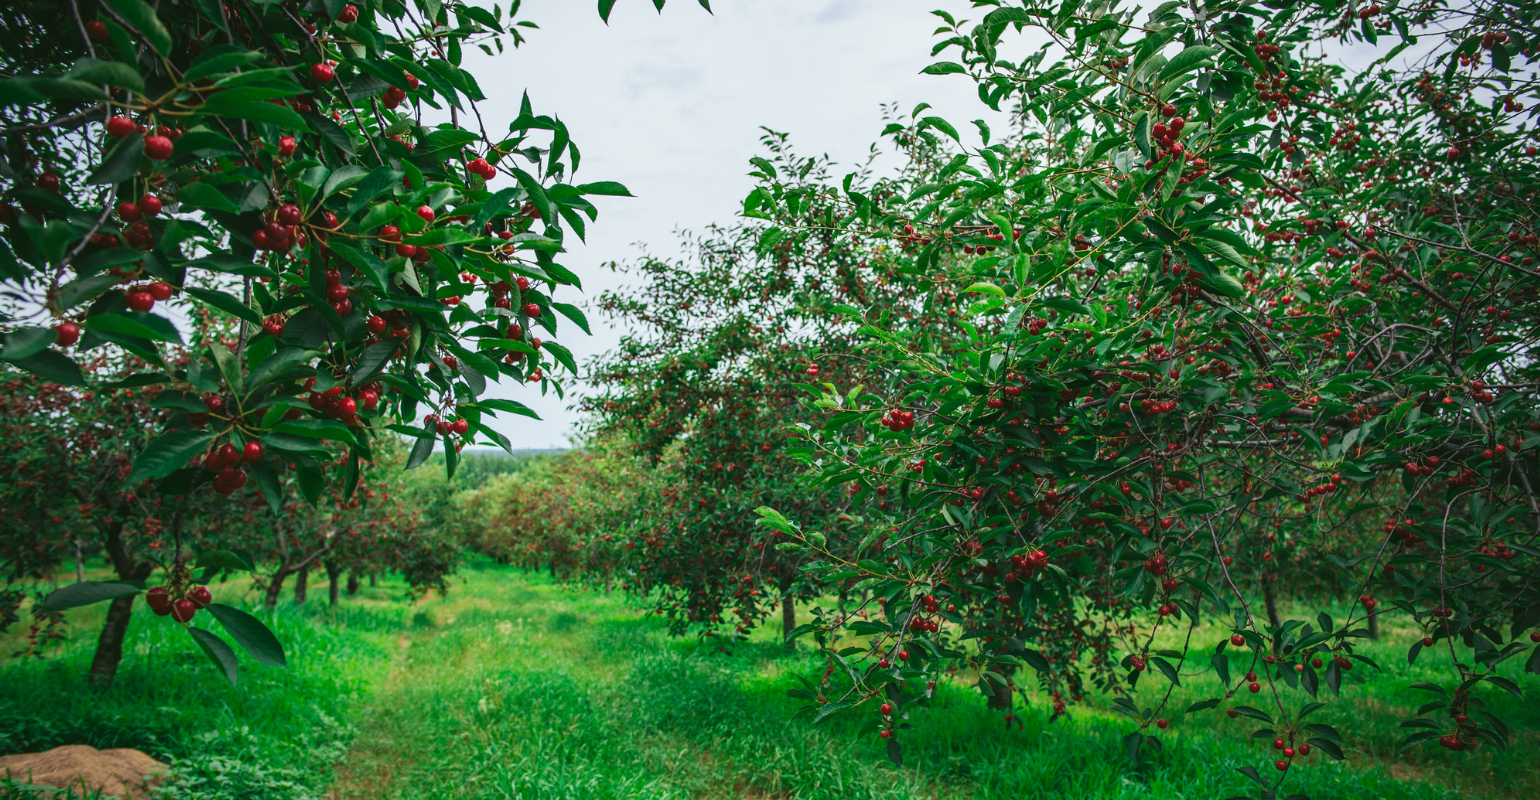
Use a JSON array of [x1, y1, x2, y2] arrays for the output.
[[2, 560, 1535, 800]]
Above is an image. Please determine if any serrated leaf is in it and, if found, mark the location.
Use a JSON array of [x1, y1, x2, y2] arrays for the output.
[[128, 430, 214, 484], [204, 603, 287, 666]]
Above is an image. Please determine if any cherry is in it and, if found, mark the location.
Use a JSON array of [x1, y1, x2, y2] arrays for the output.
[[1161, 103, 1177, 117], [170, 598, 198, 622], [451, 419, 469, 435], [1156, 718, 1168, 729], [36, 172, 60, 191], [326, 284, 349, 302], [117, 201, 142, 222], [897, 650, 910, 661], [416, 205, 436, 222], [1297, 743, 1311, 756], [338, 397, 358, 416], [137, 195, 162, 216], [1226, 708, 1238, 718], [380, 225, 401, 242], [188, 586, 212, 607], [1274, 760, 1289, 772], [106, 116, 136, 139], [264, 317, 285, 337], [242, 441, 264, 462], [360, 390, 379, 410], [880, 703, 893, 715], [406, 73, 419, 90], [522, 303, 541, 317], [147, 282, 173, 301], [126, 291, 154, 312], [277, 204, 303, 225], [395, 243, 417, 258], [144, 135, 173, 160], [1531, 632, 1540, 643], [367, 316, 387, 335], [879, 730, 891, 739], [1273, 737, 1286, 750], [337, 4, 358, 23], [86, 19, 109, 40], [1248, 682, 1261, 693], [53, 322, 80, 347], [382, 86, 407, 109], [278, 136, 297, 157], [311, 63, 336, 83], [1230, 633, 1245, 646]]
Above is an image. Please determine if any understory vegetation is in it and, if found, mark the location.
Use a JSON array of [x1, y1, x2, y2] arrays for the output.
[[3, 561, 1534, 800]]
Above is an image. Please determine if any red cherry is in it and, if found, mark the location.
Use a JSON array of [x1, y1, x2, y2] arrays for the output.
[[1156, 718, 1168, 729], [171, 599, 197, 623], [141, 195, 164, 217], [1248, 682, 1261, 693], [277, 204, 303, 225], [451, 419, 469, 435], [395, 243, 417, 258], [106, 116, 136, 139], [880, 703, 893, 716], [36, 172, 60, 191], [326, 284, 349, 302], [252, 230, 271, 249], [117, 201, 143, 222], [360, 390, 379, 410], [380, 225, 401, 242], [1297, 743, 1311, 756], [416, 205, 435, 222], [147, 282, 173, 301], [1275, 760, 1289, 772], [406, 73, 420, 90], [126, 291, 154, 312], [278, 136, 297, 157], [523, 303, 541, 317], [188, 586, 213, 607], [53, 322, 81, 347], [367, 316, 387, 334], [337, 4, 358, 23], [146, 586, 172, 612], [242, 441, 264, 462], [86, 20, 109, 40], [144, 135, 173, 160], [1230, 634, 1244, 646], [1226, 708, 1238, 718], [311, 63, 336, 84]]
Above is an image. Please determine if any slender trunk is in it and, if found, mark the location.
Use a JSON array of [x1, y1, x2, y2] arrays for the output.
[[1263, 581, 1281, 628], [781, 595, 797, 649], [346, 572, 359, 597], [1367, 608, 1380, 639], [88, 594, 136, 687], [74, 539, 85, 583], [984, 663, 1014, 711], [293, 565, 309, 605], [326, 562, 341, 607], [264, 565, 290, 611], [89, 519, 152, 687], [369, 573, 377, 588]]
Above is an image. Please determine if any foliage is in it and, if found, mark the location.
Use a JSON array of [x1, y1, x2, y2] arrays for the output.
[[727, 0, 1540, 792]]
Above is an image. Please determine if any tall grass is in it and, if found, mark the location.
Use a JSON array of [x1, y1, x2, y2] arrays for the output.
[[3, 561, 1532, 799]]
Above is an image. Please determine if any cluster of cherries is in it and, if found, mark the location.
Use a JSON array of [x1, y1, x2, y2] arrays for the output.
[[879, 409, 915, 431], [104, 116, 176, 160], [199, 440, 263, 495], [1302, 472, 1345, 500], [146, 583, 212, 623], [304, 376, 382, 425], [425, 413, 471, 437], [125, 281, 175, 313], [380, 72, 420, 109], [254, 204, 338, 254], [465, 157, 498, 181]]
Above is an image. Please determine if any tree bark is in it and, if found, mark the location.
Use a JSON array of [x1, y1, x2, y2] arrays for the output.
[[1263, 581, 1281, 627], [264, 566, 289, 611], [74, 539, 85, 583], [781, 595, 796, 649], [326, 562, 340, 607], [369, 573, 377, 587], [346, 572, 359, 597], [88, 594, 136, 687], [1367, 608, 1380, 639], [88, 519, 153, 687], [293, 565, 309, 605], [984, 663, 1014, 711]]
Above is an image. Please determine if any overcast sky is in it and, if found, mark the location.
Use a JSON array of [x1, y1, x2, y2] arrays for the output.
[[459, 0, 1011, 449]]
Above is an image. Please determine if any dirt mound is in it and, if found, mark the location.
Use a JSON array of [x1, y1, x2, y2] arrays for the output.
[[0, 745, 165, 799]]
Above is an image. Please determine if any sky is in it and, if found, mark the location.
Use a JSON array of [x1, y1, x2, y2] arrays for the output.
[[457, 0, 1012, 449]]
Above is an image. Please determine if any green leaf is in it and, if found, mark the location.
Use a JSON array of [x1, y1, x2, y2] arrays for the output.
[[1158, 45, 1217, 82], [962, 282, 1005, 296], [204, 603, 287, 667], [351, 339, 398, 383], [921, 61, 967, 75], [271, 419, 359, 445], [576, 181, 634, 197], [551, 302, 591, 335], [329, 241, 391, 291], [471, 398, 540, 419], [177, 182, 242, 213], [68, 58, 145, 92], [1, 327, 54, 361], [105, 0, 173, 53], [7, 350, 87, 385], [184, 286, 262, 326], [86, 134, 146, 186], [919, 116, 960, 142], [128, 430, 215, 484], [36, 581, 141, 614], [194, 549, 256, 572], [195, 96, 311, 132], [187, 627, 240, 686], [184, 49, 265, 83], [406, 426, 435, 468]]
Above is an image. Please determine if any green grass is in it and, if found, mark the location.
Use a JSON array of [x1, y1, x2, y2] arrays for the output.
[[2, 561, 1534, 800]]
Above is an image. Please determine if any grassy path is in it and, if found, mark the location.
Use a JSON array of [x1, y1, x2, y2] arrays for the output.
[[323, 564, 1532, 800], [4, 561, 1535, 800]]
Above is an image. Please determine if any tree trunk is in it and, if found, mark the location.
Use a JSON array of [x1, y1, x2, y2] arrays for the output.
[[984, 663, 1014, 711], [781, 595, 797, 649], [74, 539, 85, 583], [1367, 608, 1380, 639], [326, 562, 341, 607], [369, 573, 377, 587], [89, 519, 153, 687], [264, 566, 289, 611], [88, 594, 136, 687], [293, 565, 309, 605], [346, 572, 359, 597], [1263, 581, 1281, 627]]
